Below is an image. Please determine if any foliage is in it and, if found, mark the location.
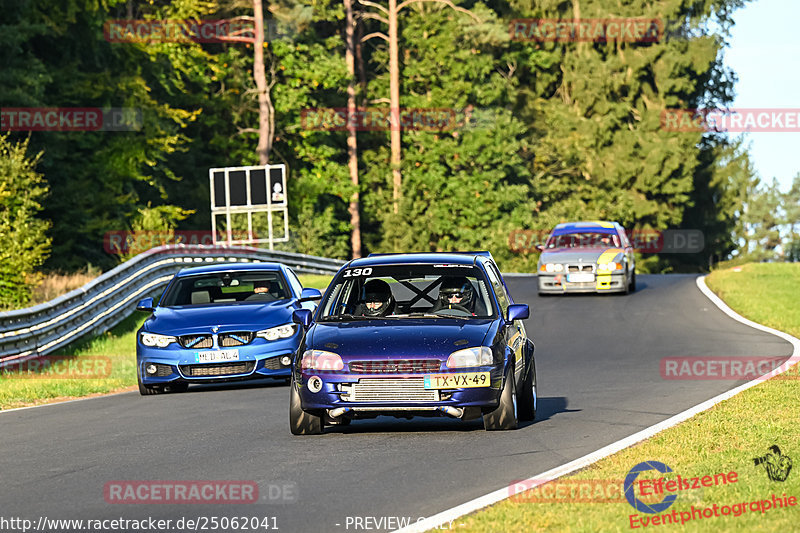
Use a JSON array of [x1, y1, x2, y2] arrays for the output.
[[0, 0, 776, 284], [0, 134, 51, 308]]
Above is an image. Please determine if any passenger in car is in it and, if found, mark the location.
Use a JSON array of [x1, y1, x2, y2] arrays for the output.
[[353, 279, 396, 317], [430, 277, 476, 315], [245, 280, 277, 301]]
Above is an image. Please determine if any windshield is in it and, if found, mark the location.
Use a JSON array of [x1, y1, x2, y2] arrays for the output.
[[318, 264, 496, 321], [546, 232, 620, 249], [160, 271, 290, 306]]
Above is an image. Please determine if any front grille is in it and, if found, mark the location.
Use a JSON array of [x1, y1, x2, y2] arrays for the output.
[[349, 359, 442, 373], [180, 361, 256, 377], [263, 356, 288, 370], [340, 378, 439, 402], [567, 264, 594, 273], [219, 332, 254, 347], [178, 335, 213, 349], [154, 363, 173, 377]]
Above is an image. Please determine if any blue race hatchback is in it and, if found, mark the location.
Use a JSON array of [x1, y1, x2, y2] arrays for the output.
[[136, 263, 321, 395], [288, 252, 536, 434]]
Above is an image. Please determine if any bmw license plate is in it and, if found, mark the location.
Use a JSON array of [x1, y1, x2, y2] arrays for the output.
[[195, 349, 240, 363], [567, 273, 595, 283], [423, 372, 490, 389]]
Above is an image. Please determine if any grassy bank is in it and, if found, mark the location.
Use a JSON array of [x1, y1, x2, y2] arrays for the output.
[[452, 263, 800, 532], [0, 274, 332, 410]]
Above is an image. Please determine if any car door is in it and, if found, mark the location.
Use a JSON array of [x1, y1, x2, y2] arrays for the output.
[[484, 261, 527, 386]]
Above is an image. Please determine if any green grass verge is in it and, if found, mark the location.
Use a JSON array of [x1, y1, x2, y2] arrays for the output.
[[0, 274, 332, 410], [451, 263, 800, 532]]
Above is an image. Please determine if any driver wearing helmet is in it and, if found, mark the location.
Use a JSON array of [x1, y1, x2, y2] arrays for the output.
[[354, 279, 396, 317], [431, 276, 475, 314]]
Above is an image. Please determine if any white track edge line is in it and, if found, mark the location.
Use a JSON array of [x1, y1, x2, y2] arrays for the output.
[[393, 274, 800, 533]]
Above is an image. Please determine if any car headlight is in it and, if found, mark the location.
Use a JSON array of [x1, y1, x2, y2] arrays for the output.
[[256, 323, 297, 341], [598, 262, 622, 271], [554, 263, 564, 272], [544, 263, 554, 272], [140, 332, 176, 348], [446, 347, 493, 368], [300, 350, 344, 371]]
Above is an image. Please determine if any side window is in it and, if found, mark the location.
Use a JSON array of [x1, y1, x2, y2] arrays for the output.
[[618, 228, 630, 248], [285, 269, 304, 297], [484, 263, 510, 315]]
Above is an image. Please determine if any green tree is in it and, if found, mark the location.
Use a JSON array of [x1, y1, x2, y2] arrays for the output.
[[739, 178, 783, 261], [0, 135, 51, 308]]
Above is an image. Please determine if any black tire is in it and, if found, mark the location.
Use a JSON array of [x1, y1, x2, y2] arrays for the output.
[[518, 361, 537, 422], [629, 270, 637, 292], [289, 379, 323, 435], [483, 367, 518, 431], [137, 373, 162, 396]]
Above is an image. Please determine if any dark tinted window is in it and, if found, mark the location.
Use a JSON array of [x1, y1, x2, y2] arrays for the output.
[[161, 271, 289, 306]]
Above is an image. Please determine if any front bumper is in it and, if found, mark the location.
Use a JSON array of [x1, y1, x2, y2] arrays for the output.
[[296, 368, 504, 414], [538, 271, 626, 293], [137, 337, 297, 385]]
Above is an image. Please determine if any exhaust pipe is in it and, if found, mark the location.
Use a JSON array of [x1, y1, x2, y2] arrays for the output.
[[328, 407, 352, 418], [438, 406, 464, 418]]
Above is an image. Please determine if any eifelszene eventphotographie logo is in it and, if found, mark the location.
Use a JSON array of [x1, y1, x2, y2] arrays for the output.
[[753, 446, 793, 482]]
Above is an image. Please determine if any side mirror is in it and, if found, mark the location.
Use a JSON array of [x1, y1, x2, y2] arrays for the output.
[[506, 304, 529, 323], [534, 244, 544, 252], [292, 309, 313, 328], [136, 297, 155, 313], [298, 287, 322, 302]]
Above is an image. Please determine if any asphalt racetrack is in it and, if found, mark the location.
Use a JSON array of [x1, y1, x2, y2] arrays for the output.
[[0, 274, 793, 532]]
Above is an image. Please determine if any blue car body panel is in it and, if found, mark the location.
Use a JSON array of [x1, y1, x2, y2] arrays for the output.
[[136, 263, 315, 388], [293, 253, 535, 420]]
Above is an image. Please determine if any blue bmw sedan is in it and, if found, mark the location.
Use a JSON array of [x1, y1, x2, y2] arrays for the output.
[[288, 252, 536, 434], [136, 263, 321, 395]]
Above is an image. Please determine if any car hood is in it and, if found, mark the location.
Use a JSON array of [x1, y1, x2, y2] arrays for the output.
[[144, 301, 297, 335], [539, 247, 623, 264], [308, 319, 493, 359]]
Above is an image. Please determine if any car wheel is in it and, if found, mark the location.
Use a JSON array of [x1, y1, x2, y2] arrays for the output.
[[518, 361, 537, 422], [483, 367, 518, 431], [289, 378, 323, 435], [629, 270, 637, 292], [137, 373, 162, 396]]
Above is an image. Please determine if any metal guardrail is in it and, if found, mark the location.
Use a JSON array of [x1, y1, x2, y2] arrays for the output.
[[0, 245, 345, 366]]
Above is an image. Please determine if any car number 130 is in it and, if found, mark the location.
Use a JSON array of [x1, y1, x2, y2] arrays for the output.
[[343, 267, 373, 277]]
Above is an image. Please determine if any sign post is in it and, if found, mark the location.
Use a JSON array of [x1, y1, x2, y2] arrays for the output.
[[209, 164, 288, 250]]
